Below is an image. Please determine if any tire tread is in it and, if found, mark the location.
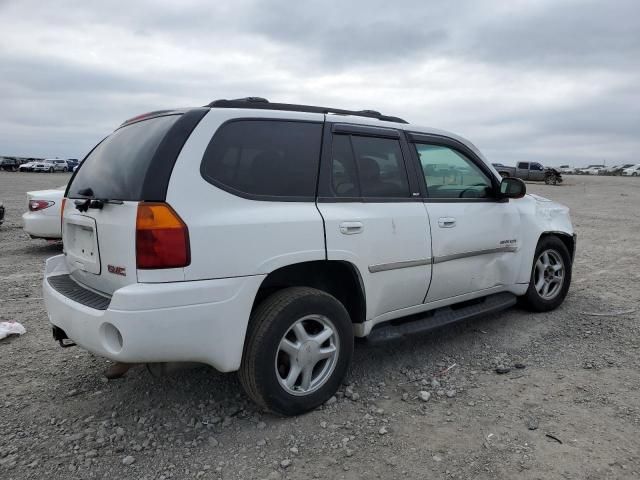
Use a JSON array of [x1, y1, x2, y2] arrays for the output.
[[238, 287, 338, 413]]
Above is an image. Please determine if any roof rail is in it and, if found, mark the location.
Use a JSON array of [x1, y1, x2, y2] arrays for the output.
[[206, 97, 408, 124]]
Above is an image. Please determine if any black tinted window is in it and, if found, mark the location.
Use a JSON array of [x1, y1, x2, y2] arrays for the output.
[[350, 136, 409, 198], [331, 135, 359, 197], [201, 120, 322, 199], [68, 115, 180, 200], [517, 162, 529, 169]]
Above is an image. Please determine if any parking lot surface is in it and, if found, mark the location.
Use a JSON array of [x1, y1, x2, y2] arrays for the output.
[[1, 172, 639, 479]]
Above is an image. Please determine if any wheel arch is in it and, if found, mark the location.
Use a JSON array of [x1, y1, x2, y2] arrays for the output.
[[251, 260, 367, 325], [538, 231, 576, 262]]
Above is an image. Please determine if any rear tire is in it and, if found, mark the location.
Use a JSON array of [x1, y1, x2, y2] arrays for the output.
[[521, 236, 572, 312], [239, 287, 353, 416]]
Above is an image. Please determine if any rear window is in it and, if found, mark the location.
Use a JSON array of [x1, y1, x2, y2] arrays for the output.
[[200, 120, 322, 200], [68, 115, 180, 200]]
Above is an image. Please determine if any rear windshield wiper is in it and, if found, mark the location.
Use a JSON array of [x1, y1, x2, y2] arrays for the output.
[[74, 188, 124, 212]]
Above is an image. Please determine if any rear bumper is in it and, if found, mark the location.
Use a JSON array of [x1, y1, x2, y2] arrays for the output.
[[43, 254, 265, 372], [22, 212, 61, 239]]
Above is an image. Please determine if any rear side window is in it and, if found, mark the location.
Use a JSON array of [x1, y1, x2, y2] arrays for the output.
[[68, 115, 180, 200], [331, 135, 359, 197], [201, 120, 322, 200], [350, 136, 410, 198]]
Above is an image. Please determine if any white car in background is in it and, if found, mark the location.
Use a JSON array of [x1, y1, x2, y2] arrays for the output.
[[22, 187, 65, 239], [580, 166, 604, 175], [621, 164, 640, 176], [33, 159, 69, 173], [19, 161, 36, 172]]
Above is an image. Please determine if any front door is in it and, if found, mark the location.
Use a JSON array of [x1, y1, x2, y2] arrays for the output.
[[410, 139, 521, 302], [316, 123, 432, 319]]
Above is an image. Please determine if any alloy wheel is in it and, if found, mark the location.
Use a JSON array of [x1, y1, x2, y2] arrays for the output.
[[534, 249, 565, 300], [275, 314, 339, 396]]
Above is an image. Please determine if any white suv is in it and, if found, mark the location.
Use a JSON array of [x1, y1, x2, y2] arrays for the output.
[[43, 98, 576, 415], [33, 159, 69, 173]]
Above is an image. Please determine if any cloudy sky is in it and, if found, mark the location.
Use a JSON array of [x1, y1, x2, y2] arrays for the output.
[[1, 0, 638, 166]]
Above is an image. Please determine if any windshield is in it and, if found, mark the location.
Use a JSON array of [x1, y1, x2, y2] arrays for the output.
[[67, 115, 180, 200]]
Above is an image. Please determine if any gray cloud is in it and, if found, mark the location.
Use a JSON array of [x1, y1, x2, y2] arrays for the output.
[[0, 0, 638, 166]]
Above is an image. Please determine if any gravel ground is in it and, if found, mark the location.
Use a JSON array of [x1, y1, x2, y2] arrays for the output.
[[1, 172, 639, 480]]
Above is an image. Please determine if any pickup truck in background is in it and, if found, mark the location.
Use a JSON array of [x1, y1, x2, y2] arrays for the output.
[[493, 162, 563, 185]]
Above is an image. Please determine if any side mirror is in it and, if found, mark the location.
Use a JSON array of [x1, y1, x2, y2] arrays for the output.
[[499, 177, 526, 199]]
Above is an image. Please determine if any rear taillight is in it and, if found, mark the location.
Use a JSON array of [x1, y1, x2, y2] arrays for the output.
[[29, 200, 55, 211], [136, 202, 190, 269], [60, 198, 66, 230]]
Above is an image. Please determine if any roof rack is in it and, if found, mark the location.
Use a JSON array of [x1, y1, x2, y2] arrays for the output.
[[206, 97, 408, 124]]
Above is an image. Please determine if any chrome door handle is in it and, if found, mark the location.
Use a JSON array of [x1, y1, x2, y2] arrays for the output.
[[438, 217, 456, 228], [339, 221, 363, 235]]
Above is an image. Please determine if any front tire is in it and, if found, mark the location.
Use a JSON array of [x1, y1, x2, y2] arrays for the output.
[[239, 287, 353, 416], [521, 236, 572, 312]]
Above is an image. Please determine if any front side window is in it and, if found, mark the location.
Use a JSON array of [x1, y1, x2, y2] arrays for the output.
[[415, 144, 493, 199], [531, 162, 543, 171], [201, 120, 322, 199]]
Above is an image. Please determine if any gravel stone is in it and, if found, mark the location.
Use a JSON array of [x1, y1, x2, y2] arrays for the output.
[[418, 391, 431, 402]]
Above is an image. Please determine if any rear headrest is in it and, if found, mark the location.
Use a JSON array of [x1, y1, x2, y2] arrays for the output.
[[359, 156, 380, 181]]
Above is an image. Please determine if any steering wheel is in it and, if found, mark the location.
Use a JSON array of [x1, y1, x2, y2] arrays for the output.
[[458, 188, 479, 198]]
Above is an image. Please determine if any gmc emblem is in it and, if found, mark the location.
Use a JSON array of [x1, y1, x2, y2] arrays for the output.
[[107, 265, 127, 276]]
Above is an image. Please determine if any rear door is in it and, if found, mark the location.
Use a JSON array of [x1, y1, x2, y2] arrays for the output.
[[530, 162, 545, 181], [407, 134, 521, 302], [317, 122, 432, 319], [63, 112, 203, 295], [516, 162, 530, 180]]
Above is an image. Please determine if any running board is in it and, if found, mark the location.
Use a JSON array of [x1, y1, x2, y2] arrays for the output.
[[367, 292, 517, 342]]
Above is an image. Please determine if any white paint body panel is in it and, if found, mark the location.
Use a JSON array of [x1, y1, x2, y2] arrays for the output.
[[425, 201, 521, 301], [318, 201, 432, 319], [62, 201, 140, 295], [167, 109, 326, 281], [22, 188, 64, 239], [43, 254, 264, 371]]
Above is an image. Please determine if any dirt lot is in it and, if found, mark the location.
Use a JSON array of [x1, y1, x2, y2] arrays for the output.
[[1, 172, 639, 480]]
